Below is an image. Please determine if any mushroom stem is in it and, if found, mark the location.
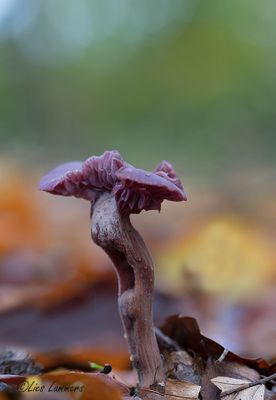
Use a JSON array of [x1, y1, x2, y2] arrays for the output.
[[91, 192, 165, 392]]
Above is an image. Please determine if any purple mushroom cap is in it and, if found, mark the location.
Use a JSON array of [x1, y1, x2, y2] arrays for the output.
[[38, 150, 186, 214]]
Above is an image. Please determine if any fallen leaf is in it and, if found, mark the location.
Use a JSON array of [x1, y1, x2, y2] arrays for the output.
[[200, 360, 221, 400], [0, 374, 26, 386], [211, 376, 264, 399], [139, 378, 201, 400], [165, 378, 201, 399], [42, 370, 127, 400], [160, 316, 271, 374]]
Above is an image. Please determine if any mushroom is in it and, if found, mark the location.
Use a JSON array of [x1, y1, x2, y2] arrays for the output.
[[39, 150, 186, 393]]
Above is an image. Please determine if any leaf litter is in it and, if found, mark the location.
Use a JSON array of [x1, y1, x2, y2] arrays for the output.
[[0, 315, 275, 399]]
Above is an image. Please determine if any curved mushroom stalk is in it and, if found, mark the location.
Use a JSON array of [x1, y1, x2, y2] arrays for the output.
[[39, 150, 186, 393], [91, 192, 164, 390]]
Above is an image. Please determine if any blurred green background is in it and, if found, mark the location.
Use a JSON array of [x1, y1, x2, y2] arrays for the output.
[[0, 0, 275, 177]]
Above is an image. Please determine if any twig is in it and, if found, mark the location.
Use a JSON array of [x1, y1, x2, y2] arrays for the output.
[[215, 349, 229, 364]]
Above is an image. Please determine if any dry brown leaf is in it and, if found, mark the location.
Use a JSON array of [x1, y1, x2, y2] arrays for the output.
[[200, 360, 275, 400], [211, 376, 265, 399], [160, 315, 271, 375], [42, 370, 127, 400], [0, 374, 26, 385], [165, 378, 201, 399], [139, 379, 200, 400]]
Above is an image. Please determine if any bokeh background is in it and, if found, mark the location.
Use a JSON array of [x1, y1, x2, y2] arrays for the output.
[[0, 0, 275, 370]]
